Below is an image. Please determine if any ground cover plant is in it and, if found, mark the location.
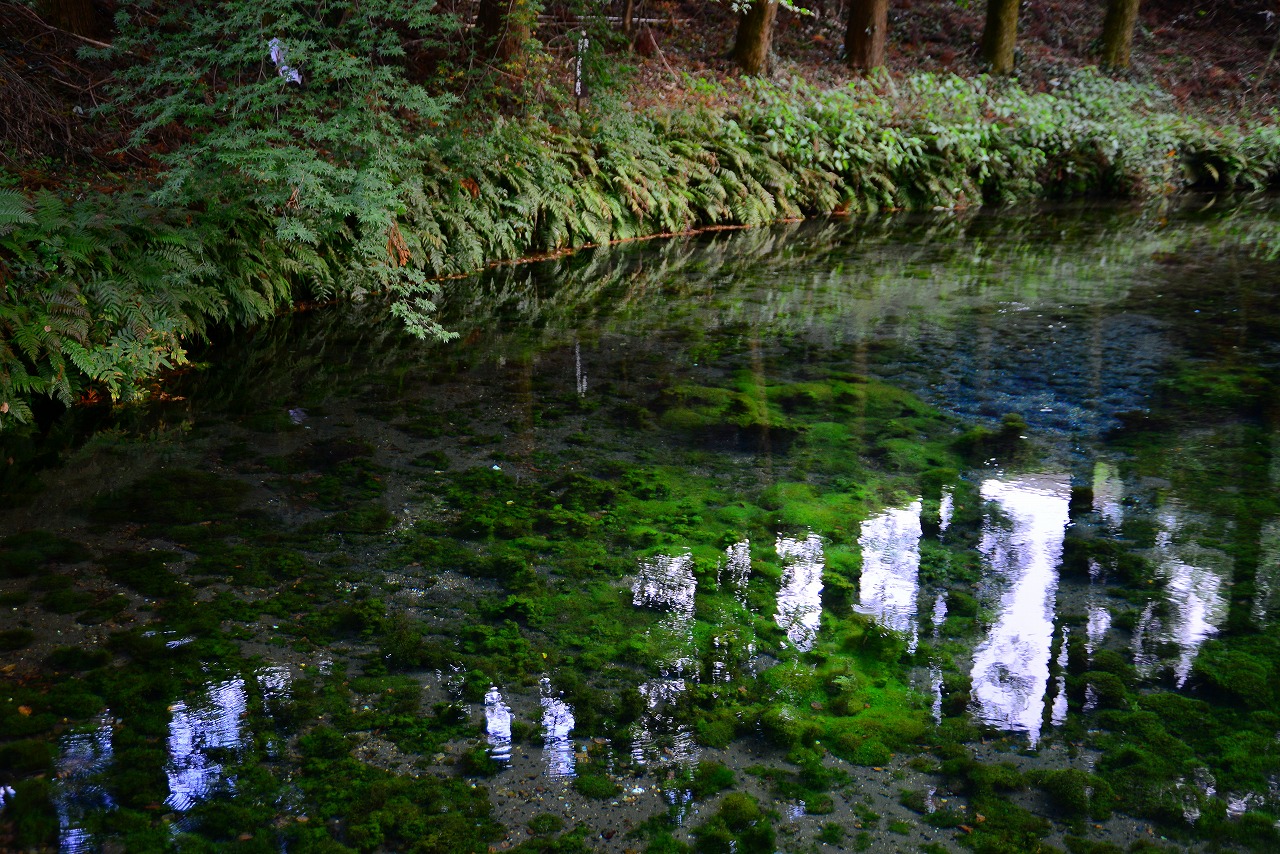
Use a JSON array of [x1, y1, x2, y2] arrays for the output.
[[6, 55, 1280, 429]]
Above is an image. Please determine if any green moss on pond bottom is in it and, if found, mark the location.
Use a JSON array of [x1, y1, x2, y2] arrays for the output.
[[573, 773, 621, 799], [527, 813, 566, 837], [45, 645, 113, 671], [100, 548, 185, 598], [1031, 768, 1116, 822], [191, 543, 312, 587], [34, 318, 1280, 851], [689, 760, 736, 799], [87, 469, 249, 528], [0, 530, 90, 579], [3, 778, 58, 848], [0, 627, 35, 650], [691, 792, 774, 854], [0, 739, 55, 775]]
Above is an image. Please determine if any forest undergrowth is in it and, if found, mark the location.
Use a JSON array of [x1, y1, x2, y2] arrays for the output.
[[4, 61, 1280, 432]]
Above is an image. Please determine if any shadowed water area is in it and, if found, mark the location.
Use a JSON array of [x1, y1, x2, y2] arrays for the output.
[[3, 200, 1280, 852]]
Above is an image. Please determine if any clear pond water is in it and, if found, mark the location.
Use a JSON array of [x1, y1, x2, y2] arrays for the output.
[[2, 200, 1280, 852]]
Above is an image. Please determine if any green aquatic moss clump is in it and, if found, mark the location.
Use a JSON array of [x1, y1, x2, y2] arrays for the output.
[[691, 792, 775, 854], [573, 773, 621, 799], [0, 530, 90, 578], [88, 469, 249, 528], [100, 549, 185, 598], [0, 739, 55, 776], [3, 778, 58, 848], [528, 813, 566, 836], [690, 761, 737, 800], [292, 729, 502, 852], [1032, 768, 1117, 821], [0, 627, 34, 651], [1192, 642, 1276, 710]]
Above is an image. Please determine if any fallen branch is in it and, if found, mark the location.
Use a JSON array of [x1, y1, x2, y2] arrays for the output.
[[10, 2, 117, 52]]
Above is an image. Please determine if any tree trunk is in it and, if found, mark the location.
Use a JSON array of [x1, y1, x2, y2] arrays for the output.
[[732, 0, 778, 76], [980, 0, 1019, 74], [845, 0, 889, 72], [1100, 0, 1140, 70], [623, 0, 635, 38], [476, 0, 530, 65], [39, 0, 101, 39]]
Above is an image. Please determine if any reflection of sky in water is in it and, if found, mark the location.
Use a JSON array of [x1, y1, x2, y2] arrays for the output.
[[1177, 768, 1218, 824], [631, 548, 701, 778], [258, 665, 291, 697], [1086, 557, 1112, 658], [856, 500, 922, 651], [51, 668, 294, 843], [574, 341, 587, 397], [166, 678, 248, 811], [485, 686, 513, 765], [938, 487, 953, 533], [930, 665, 944, 725], [775, 532, 824, 652], [1087, 605, 1112, 655], [1131, 600, 1159, 679], [932, 593, 947, 633], [55, 713, 115, 853], [633, 551, 696, 621], [1255, 520, 1280, 627], [877, 311, 1170, 442], [1227, 792, 1266, 818], [634, 549, 698, 676], [712, 540, 755, 682], [540, 677, 576, 779], [1050, 626, 1069, 729], [631, 677, 699, 777], [1134, 506, 1229, 687], [969, 475, 1069, 745], [709, 634, 731, 685], [719, 539, 751, 607], [1092, 461, 1125, 529]]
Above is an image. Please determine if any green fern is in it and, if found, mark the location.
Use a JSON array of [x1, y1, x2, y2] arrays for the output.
[[0, 190, 34, 236]]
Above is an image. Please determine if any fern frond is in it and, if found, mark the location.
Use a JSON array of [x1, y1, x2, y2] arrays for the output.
[[0, 190, 34, 236]]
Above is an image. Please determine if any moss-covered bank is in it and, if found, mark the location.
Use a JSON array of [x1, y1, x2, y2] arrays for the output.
[[4, 69, 1280, 432]]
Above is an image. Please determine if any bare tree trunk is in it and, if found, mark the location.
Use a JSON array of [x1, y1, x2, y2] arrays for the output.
[[623, 0, 635, 37], [980, 0, 1019, 73], [732, 0, 779, 76], [38, 0, 100, 39], [845, 0, 888, 72], [476, 0, 530, 65], [1100, 0, 1140, 70]]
